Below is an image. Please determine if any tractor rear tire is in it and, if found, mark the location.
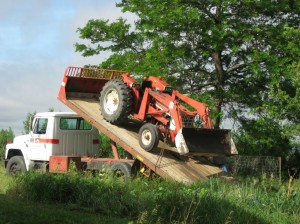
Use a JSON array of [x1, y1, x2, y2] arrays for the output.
[[100, 79, 133, 124], [138, 123, 159, 152]]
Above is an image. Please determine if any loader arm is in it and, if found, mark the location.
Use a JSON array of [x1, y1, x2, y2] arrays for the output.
[[174, 90, 213, 128]]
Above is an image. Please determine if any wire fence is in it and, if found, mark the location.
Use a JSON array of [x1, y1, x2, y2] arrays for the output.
[[229, 155, 281, 181]]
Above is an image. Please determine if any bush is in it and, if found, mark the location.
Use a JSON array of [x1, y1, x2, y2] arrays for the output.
[[0, 145, 4, 161], [98, 133, 127, 158], [0, 128, 14, 161]]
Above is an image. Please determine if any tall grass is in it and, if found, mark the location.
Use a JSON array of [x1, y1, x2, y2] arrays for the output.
[[0, 164, 132, 224], [0, 163, 14, 194], [6, 170, 300, 224]]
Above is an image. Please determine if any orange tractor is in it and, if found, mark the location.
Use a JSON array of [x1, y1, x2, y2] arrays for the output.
[[99, 71, 236, 156]]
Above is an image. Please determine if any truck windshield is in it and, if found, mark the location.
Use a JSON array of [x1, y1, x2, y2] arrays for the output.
[[60, 118, 92, 130]]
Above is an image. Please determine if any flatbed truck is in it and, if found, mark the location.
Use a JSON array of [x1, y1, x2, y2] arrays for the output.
[[5, 66, 236, 183]]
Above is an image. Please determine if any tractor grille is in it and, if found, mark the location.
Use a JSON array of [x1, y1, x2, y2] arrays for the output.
[[182, 115, 195, 128], [182, 114, 203, 128]]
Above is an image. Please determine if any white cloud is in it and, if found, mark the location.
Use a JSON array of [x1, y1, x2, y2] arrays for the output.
[[0, 0, 138, 135]]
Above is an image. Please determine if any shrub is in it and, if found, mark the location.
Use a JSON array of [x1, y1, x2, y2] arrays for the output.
[[0, 128, 14, 161], [98, 133, 127, 158]]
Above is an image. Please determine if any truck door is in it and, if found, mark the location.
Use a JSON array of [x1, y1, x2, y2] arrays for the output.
[[28, 117, 48, 161]]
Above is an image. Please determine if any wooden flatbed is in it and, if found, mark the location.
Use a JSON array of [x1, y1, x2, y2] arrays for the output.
[[67, 97, 223, 183], [58, 66, 225, 183]]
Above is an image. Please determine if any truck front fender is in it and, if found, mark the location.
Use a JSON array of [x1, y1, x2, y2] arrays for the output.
[[5, 148, 30, 171]]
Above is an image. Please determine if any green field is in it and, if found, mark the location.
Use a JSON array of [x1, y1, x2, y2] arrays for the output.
[[0, 162, 299, 224]]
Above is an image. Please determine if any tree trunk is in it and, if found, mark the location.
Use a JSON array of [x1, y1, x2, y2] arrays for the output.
[[213, 99, 223, 129], [212, 51, 224, 129]]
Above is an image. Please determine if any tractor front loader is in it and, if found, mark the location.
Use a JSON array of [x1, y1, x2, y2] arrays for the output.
[[99, 73, 237, 156]]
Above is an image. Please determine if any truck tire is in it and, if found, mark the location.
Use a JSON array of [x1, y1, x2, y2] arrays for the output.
[[100, 79, 133, 124], [111, 162, 132, 181], [6, 156, 26, 176], [138, 123, 159, 152]]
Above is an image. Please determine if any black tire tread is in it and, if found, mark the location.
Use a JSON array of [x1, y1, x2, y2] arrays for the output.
[[99, 79, 133, 124], [111, 162, 132, 181], [6, 155, 26, 176], [138, 123, 159, 152]]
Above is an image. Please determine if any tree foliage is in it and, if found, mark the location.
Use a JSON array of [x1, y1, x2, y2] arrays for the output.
[[0, 128, 14, 160], [23, 112, 36, 134], [75, 1, 300, 162], [98, 133, 128, 159]]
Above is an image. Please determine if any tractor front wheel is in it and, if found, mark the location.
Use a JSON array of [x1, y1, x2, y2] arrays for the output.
[[138, 123, 159, 152], [100, 79, 133, 124]]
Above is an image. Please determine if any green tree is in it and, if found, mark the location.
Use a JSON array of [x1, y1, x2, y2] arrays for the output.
[[0, 128, 14, 160], [230, 31, 300, 175], [75, 0, 300, 127], [75, 1, 300, 160], [23, 112, 36, 134]]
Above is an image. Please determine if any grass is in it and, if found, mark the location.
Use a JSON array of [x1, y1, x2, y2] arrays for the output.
[[0, 162, 12, 194], [0, 195, 131, 224], [0, 163, 132, 224], [1, 161, 300, 224]]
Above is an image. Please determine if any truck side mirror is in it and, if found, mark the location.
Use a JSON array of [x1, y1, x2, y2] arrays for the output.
[[31, 117, 36, 133]]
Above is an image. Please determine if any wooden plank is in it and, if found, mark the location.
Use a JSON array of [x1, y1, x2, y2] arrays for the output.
[[68, 97, 224, 183]]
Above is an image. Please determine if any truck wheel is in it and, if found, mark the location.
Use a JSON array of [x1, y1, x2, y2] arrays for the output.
[[138, 123, 159, 152], [111, 162, 132, 181], [100, 79, 133, 124], [6, 156, 26, 176]]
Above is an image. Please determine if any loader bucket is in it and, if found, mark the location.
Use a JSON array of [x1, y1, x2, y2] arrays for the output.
[[178, 128, 237, 156]]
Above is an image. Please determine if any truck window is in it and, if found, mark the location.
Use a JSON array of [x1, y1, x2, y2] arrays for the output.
[[33, 118, 48, 134], [78, 119, 92, 130], [60, 118, 92, 130]]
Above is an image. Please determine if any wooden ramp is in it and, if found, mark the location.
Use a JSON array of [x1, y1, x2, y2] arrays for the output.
[[67, 97, 224, 183]]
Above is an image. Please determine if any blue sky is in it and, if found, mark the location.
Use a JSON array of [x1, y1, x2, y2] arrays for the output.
[[0, 0, 135, 135]]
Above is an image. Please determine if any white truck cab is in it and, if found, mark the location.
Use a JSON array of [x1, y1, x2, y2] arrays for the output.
[[5, 112, 99, 175]]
